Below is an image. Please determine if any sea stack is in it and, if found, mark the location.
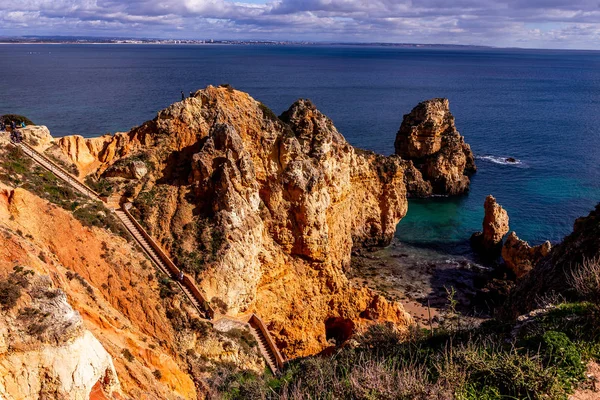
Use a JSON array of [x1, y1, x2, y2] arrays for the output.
[[394, 98, 476, 195], [471, 195, 510, 256]]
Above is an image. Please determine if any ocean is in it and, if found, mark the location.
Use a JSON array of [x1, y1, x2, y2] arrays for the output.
[[1, 44, 599, 253]]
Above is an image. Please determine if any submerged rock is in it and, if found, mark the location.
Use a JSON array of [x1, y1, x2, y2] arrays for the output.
[[471, 195, 510, 256], [395, 98, 476, 195], [502, 232, 552, 279]]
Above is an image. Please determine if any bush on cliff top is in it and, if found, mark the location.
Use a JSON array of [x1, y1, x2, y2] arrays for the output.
[[1, 114, 34, 126]]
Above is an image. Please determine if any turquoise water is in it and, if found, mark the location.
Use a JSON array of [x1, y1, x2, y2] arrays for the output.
[[0, 44, 598, 250]]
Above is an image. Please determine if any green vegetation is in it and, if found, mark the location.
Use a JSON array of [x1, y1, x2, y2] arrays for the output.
[[1, 114, 33, 126], [0, 266, 32, 310], [214, 301, 600, 400], [0, 146, 129, 240], [223, 328, 258, 353], [158, 276, 177, 299], [258, 102, 280, 123], [122, 348, 135, 362], [219, 83, 235, 93], [84, 175, 115, 197]]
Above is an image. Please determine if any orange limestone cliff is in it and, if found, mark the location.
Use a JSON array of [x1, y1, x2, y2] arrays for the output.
[[53, 86, 476, 357], [0, 185, 198, 399]]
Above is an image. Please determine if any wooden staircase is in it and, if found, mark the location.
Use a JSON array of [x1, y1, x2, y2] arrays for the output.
[[11, 139, 285, 373], [17, 142, 100, 199], [248, 314, 285, 373]]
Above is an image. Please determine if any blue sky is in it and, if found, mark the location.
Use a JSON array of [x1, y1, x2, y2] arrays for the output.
[[1, 0, 600, 49]]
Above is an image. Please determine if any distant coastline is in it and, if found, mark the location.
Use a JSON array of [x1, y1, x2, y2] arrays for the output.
[[0, 36, 492, 49]]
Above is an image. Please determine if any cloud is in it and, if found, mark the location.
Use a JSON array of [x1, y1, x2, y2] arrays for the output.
[[0, 0, 599, 49]]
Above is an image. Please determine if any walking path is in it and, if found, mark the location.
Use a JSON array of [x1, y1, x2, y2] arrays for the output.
[[12, 140, 285, 373]]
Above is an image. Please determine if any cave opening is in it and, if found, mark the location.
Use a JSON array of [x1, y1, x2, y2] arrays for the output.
[[325, 317, 355, 346]]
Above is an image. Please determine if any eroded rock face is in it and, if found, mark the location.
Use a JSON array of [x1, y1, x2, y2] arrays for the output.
[[0, 274, 120, 400], [0, 185, 199, 399], [56, 132, 143, 177], [502, 232, 552, 278], [50, 88, 477, 357], [395, 98, 476, 195], [52, 87, 421, 357], [505, 203, 600, 318], [17, 125, 54, 152], [471, 195, 509, 256]]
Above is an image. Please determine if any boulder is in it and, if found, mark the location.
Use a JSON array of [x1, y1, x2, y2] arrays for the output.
[[471, 195, 509, 256], [129, 160, 148, 179], [19, 125, 54, 152], [395, 98, 476, 195], [502, 232, 552, 278]]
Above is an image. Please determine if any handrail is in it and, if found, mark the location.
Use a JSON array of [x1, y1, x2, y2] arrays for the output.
[[249, 314, 286, 370], [17, 141, 101, 199], [122, 204, 215, 319]]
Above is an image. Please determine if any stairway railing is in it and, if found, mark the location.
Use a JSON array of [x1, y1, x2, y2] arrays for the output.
[[18, 141, 100, 199], [122, 203, 215, 319], [249, 314, 285, 370]]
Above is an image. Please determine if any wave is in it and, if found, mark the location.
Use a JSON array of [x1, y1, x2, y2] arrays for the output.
[[476, 155, 525, 167]]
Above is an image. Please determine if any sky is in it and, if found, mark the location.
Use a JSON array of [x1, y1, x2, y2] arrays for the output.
[[1, 0, 600, 49]]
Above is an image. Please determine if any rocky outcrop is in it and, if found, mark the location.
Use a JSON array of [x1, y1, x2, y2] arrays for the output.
[[505, 203, 600, 318], [0, 273, 120, 399], [502, 232, 552, 278], [17, 125, 54, 152], [56, 133, 141, 177], [52, 87, 428, 357], [471, 195, 509, 256], [395, 98, 476, 195]]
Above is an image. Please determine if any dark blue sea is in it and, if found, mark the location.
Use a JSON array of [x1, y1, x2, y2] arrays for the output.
[[1, 44, 599, 254]]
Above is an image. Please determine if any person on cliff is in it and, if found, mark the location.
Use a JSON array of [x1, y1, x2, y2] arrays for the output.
[[178, 271, 184, 281], [11, 121, 16, 131], [20, 121, 25, 128], [0, 121, 5, 131], [181, 91, 185, 101]]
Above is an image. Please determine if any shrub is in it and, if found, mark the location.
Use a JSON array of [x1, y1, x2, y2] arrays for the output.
[[1, 114, 34, 126], [569, 257, 600, 302], [219, 83, 235, 93], [122, 348, 135, 362], [258, 102, 279, 123], [0, 280, 22, 309], [540, 331, 585, 383], [159, 277, 176, 299], [223, 328, 258, 353]]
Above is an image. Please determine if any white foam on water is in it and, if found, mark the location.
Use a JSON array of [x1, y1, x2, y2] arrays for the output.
[[476, 155, 525, 167]]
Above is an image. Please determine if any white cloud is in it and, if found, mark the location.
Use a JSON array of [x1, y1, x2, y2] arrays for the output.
[[0, 0, 599, 49]]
